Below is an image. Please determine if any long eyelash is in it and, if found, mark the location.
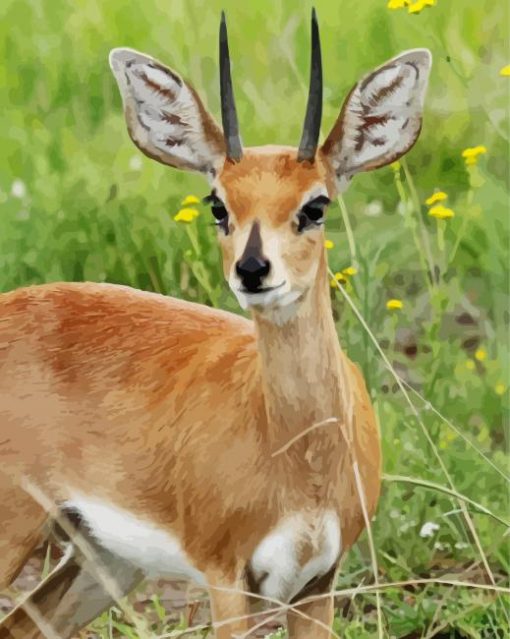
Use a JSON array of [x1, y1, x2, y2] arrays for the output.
[[203, 190, 224, 206], [301, 196, 330, 215], [309, 195, 331, 207]]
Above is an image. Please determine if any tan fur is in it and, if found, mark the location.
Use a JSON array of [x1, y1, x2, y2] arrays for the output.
[[0, 279, 379, 566], [0, 284, 380, 632], [0, 29, 435, 636], [0, 148, 381, 639], [218, 146, 335, 226]]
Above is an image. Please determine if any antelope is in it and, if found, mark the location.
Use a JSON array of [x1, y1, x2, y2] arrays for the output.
[[0, 9, 431, 639]]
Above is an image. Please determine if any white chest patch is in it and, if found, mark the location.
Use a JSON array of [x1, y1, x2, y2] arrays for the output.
[[67, 495, 207, 586], [250, 510, 341, 602]]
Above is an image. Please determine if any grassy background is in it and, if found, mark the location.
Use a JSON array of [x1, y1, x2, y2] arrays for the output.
[[0, 0, 509, 636]]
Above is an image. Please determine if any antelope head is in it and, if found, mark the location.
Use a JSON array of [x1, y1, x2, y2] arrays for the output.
[[110, 10, 431, 318]]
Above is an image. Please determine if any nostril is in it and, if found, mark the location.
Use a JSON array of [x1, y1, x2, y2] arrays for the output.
[[236, 256, 271, 291]]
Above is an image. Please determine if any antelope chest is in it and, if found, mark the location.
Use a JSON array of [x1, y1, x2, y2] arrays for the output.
[[69, 496, 340, 603], [249, 510, 341, 602]]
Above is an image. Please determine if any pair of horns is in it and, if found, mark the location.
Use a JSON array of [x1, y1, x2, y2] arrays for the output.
[[220, 9, 322, 163]]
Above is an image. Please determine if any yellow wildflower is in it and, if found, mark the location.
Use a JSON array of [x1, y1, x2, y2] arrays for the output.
[[181, 195, 201, 206], [342, 266, 358, 276], [428, 204, 455, 219], [386, 299, 403, 310], [465, 360, 475, 371], [499, 65, 510, 77], [387, 0, 409, 10], [495, 383, 506, 396], [477, 425, 489, 443], [174, 207, 199, 223], [446, 430, 457, 443], [474, 348, 486, 362], [425, 191, 447, 206], [462, 145, 487, 167], [324, 239, 335, 250], [330, 272, 347, 287], [408, 0, 436, 14], [462, 145, 487, 158]]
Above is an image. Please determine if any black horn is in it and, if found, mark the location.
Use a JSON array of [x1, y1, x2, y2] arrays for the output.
[[297, 8, 323, 162], [219, 12, 243, 162]]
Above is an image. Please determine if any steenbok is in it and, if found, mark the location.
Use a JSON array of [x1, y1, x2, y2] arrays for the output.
[[0, 9, 431, 638]]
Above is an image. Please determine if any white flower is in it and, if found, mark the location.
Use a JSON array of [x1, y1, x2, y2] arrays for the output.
[[129, 155, 143, 171], [11, 179, 26, 199], [264, 628, 286, 639], [399, 519, 417, 533], [420, 521, 440, 538], [397, 201, 409, 216], [454, 541, 469, 550], [365, 200, 383, 216]]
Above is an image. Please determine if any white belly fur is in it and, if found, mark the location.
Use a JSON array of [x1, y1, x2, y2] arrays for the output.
[[68, 495, 207, 586], [69, 496, 340, 602]]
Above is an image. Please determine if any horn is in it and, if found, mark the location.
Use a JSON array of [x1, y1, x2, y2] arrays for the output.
[[297, 8, 323, 162], [219, 11, 243, 162]]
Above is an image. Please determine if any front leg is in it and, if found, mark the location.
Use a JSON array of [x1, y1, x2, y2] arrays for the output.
[[207, 570, 251, 639], [0, 534, 143, 639], [286, 566, 337, 639]]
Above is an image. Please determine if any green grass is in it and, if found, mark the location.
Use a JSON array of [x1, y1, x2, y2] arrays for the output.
[[0, 0, 508, 636]]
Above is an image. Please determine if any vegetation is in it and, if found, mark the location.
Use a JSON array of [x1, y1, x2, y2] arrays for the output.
[[0, 0, 508, 636]]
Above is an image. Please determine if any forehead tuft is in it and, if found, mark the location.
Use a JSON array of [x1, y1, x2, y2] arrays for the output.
[[217, 146, 329, 226]]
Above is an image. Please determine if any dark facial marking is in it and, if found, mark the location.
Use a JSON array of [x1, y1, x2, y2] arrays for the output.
[[240, 220, 264, 262], [236, 220, 271, 292]]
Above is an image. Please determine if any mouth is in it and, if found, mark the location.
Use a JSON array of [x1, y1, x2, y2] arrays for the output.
[[234, 281, 303, 313], [239, 282, 286, 296]]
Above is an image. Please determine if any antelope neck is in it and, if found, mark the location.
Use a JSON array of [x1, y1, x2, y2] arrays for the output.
[[253, 255, 347, 452]]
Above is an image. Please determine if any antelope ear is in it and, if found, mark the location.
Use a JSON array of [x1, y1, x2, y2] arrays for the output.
[[321, 49, 432, 189], [109, 48, 226, 177]]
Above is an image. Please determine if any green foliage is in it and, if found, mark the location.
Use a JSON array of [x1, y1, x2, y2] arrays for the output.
[[0, 0, 508, 636]]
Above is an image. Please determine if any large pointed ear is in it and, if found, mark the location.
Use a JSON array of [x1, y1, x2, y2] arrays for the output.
[[109, 48, 226, 178], [321, 49, 432, 189]]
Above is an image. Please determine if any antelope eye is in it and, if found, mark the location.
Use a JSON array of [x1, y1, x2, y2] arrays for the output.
[[211, 205, 229, 234], [301, 205, 324, 222], [211, 204, 228, 222], [296, 196, 330, 233], [204, 191, 230, 234]]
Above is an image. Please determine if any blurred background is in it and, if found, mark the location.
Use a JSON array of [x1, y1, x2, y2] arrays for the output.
[[0, 0, 508, 636]]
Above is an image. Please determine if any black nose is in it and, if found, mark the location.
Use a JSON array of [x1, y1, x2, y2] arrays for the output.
[[236, 256, 271, 292]]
